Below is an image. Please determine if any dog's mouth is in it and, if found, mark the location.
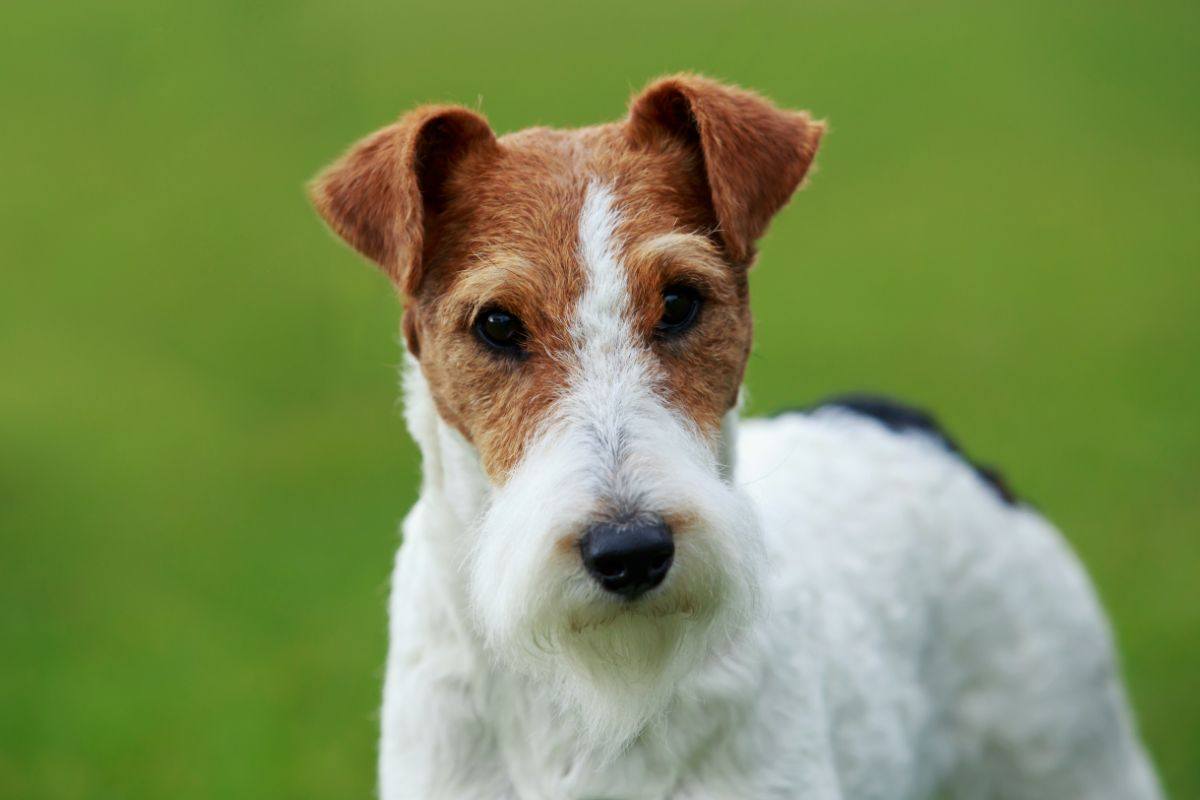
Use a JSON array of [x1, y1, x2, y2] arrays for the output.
[[566, 593, 700, 634]]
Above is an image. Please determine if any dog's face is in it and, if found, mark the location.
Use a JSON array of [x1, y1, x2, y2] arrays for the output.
[[312, 75, 821, 749]]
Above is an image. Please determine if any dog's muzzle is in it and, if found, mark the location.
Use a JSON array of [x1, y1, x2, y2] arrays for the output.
[[579, 517, 674, 599]]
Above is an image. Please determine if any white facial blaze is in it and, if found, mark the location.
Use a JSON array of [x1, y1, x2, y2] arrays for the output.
[[467, 181, 764, 758], [574, 182, 631, 347], [567, 183, 663, 510]]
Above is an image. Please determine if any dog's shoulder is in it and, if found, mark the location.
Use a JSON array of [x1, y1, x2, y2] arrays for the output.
[[742, 393, 1019, 508]]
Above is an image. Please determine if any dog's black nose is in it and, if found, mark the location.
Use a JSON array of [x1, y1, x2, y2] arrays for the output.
[[580, 517, 674, 599]]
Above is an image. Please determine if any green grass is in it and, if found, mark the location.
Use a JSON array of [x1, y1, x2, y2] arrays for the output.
[[2, 0, 1197, 796]]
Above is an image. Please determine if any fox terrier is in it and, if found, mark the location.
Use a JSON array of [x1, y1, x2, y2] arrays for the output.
[[310, 75, 1161, 799]]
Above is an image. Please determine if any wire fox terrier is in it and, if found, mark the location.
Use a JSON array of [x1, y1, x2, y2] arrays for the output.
[[310, 75, 1161, 799]]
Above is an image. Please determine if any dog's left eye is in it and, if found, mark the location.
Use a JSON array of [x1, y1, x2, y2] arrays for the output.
[[656, 286, 702, 336], [475, 308, 527, 353]]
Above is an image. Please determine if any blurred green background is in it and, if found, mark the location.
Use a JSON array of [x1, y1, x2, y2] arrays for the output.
[[2, 0, 1197, 797]]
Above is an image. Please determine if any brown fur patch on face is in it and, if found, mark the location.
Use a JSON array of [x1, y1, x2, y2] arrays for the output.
[[311, 77, 822, 483], [407, 128, 591, 479], [408, 125, 749, 479]]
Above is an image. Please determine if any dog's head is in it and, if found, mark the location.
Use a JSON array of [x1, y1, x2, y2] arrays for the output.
[[311, 75, 822, 749]]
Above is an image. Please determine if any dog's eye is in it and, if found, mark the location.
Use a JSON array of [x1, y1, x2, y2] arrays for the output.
[[474, 308, 527, 353], [656, 286, 702, 336]]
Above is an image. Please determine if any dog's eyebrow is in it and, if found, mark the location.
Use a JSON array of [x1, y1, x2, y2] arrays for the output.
[[629, 232, 731, 291], [631, 232, 723, 264], [445, 255, 540, 317]]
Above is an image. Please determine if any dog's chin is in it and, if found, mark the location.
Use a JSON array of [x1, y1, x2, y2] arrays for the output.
[[518, 595, 718, 759], [480, 561, 756, 762], [558, 608, 712, 754]]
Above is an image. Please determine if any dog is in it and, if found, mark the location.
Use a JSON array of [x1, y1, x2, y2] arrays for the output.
[[309, 75, 1162, 799]]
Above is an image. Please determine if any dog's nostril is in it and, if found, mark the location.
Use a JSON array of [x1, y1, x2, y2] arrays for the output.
[[579, 517, 674, 599], [591, 555, 628, 580]]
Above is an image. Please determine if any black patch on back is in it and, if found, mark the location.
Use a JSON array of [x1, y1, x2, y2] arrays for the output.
[[776, 393, 1018, 505]]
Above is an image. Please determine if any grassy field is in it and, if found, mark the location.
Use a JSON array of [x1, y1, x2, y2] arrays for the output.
[[2, 0, 1197, 796]]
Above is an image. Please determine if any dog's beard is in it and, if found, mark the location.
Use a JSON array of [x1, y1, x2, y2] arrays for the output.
[[481, 548, 752, 761], [542, 553, 737, 758], [467, 424, 764, 759], [544, 600, 718, 756]]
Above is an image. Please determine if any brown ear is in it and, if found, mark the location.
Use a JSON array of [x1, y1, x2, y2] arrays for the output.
[[627, 74, 824, 265], [308, 105, 497, 295]]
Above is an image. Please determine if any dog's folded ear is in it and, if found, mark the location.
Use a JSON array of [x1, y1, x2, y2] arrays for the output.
[[627, 74, 824, 266], [309, 106, 498, 295]]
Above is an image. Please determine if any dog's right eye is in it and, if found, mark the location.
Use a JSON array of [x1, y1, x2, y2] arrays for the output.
[[656, 285, 702, 337], [474, 308, 527, 353]]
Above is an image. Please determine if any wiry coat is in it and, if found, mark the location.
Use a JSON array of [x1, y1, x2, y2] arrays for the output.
[[309, 75, 1161, 799], [381, 375, 1160, 799]]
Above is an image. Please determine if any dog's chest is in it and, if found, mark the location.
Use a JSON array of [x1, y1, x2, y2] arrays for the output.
[[488, 677, 706, 800]]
